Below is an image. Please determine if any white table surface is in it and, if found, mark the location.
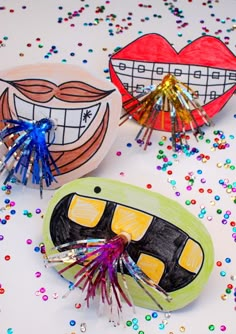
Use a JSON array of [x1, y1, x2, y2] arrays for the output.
[[0, 1, 236, 333]]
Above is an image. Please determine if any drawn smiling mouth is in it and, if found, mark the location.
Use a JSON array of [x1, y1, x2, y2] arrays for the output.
[[0, 86, 111, 177], [11, 95, 110, 175], [109, 34, 236, 131], [14, 94, 101, 145]]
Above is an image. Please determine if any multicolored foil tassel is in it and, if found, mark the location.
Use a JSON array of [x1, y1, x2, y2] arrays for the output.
[[120, 74, 212, 151], [45, 232, 171, 324], [0, 118, 59, 197]]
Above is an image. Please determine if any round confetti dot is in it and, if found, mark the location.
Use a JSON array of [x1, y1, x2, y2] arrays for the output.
[[35, 272, 41, 278], [158, 323, 165, 330], [80, 323, 86, 332], [165, 312, 171, 319], [162, 319, 168, 326], [221, 294, 227, 300], [145, 314, 151, 321], [152, 312, 158, 318], [208, 324, 215, 331], [70, 320, 76, 326], [42, 295, 48, 301], [220, 325, 226, 331], [40, 244, 45, 254], [52, 292, 58, 299]]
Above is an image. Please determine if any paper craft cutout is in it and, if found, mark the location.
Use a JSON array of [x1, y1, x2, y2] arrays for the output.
[[0, 63, 121, 189], [43, 177, 214, 316], [109, 34, 236, 132]]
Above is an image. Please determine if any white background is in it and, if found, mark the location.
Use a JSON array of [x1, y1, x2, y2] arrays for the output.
[[0, 1, 236, 334]]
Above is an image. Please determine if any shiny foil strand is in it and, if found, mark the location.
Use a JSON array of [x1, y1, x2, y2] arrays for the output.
[[0, 118, 59, 195], [120, 74, 212, 151]]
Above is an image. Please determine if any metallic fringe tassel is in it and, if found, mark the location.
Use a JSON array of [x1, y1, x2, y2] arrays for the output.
[[120, 74, 212, 151], [45, 233, 171, 324], [0, 118, 59, 197]]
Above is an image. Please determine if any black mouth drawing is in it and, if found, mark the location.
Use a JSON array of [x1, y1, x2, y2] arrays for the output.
[[49, 192, 204, 293]]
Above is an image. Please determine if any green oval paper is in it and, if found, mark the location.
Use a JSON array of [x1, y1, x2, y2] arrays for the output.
[[43, 177, 214, 311]]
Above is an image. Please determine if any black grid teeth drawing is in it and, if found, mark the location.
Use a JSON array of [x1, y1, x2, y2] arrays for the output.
[[111, 59, 236, 106]]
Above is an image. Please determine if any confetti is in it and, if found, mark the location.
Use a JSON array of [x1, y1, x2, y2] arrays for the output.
[[0, 1, 236, 333]]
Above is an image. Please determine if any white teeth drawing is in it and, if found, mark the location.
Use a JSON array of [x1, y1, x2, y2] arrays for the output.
[[111, 59, 236, 106], [14, 94, 101, 145]]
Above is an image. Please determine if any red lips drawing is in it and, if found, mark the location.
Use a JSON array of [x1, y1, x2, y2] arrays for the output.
[[109, 34, 236, 131]]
